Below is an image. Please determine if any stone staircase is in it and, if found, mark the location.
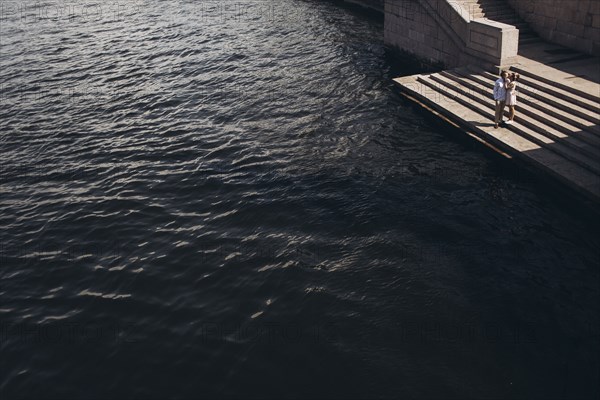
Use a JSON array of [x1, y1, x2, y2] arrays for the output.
[[393, 65, 600, 203], [461, 0, 540, 46]]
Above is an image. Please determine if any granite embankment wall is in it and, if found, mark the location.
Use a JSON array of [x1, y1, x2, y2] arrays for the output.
[[507, 0, 600, 56], [385, 0, 462, 67]]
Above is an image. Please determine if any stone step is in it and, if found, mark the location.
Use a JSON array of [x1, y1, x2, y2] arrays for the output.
[[466, 2, 507, 8], [463, 68, 600, 126], [471, 3, 508, 11], [477, 0, 511, 2], [510, 66, 600, 104], [443, 70, 600, 149], [471, 9, 514, 17], [466, 0, 533, 34], [469, 4, 534, 36], [470, 17, 532, 34], [483, 9, 519, 16], [476, 0, 516, 8], [418, 76, 600, 183], [473, 3, 515, 10], [494, 17, 524, 25], [427, 72, 600, 174], [483, 12, 520, 20], [456, 70, 600, 139], [394, 76, 600, 203], [472, 8, 516, 18], [473, 14, 524, 25], [468, 4, 513, 13], [484, 18, 525, 28], [476, 70, 600, 120]]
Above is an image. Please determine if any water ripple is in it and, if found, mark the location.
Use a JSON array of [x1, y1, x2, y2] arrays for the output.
[[1, 1, 598, 399]]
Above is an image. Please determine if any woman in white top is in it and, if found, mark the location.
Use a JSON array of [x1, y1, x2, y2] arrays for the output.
[[505, 73, 519, 124]]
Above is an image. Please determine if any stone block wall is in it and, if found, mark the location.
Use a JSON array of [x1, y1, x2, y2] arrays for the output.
[[385, 0, 463, 67], [507, 0, 600, 55]]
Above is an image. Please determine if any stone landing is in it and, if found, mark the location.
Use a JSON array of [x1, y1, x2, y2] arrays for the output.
[[393, 40, 600, 204]]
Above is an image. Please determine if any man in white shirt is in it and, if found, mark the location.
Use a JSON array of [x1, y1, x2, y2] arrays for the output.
[[493, 70, 509, 129]]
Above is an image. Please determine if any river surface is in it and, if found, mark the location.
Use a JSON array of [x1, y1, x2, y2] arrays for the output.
[[1, 1, 598, 399]]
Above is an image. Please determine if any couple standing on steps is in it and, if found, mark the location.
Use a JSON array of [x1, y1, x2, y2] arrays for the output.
[[493, 70, 520, 129]]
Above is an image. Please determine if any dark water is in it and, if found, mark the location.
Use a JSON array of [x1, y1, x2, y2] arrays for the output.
[[1, 1, 598, 399]]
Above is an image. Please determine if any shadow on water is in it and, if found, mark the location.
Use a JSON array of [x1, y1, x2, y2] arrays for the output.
[[0, 0, 599, 399]]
